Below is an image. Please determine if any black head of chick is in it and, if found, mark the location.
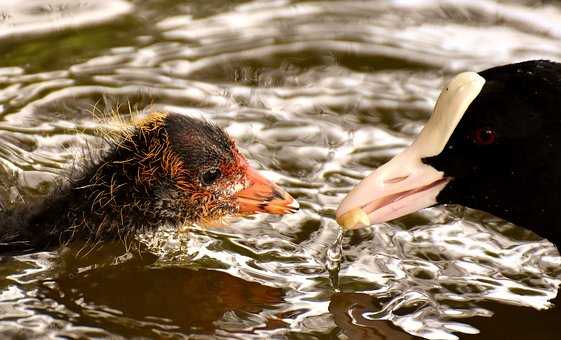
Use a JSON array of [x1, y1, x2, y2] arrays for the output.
[[336, 60, 561, 249], [0, 112, 298, 253]]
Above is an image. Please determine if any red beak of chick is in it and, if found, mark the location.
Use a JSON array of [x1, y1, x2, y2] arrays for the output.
[[236, 167, 299, 215]]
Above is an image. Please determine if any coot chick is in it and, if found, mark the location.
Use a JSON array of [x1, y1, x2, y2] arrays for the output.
[[0, 112, 298, 254], [336, 60, 561, 249]]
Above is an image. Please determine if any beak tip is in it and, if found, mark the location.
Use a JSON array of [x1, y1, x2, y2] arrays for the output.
[[336, 208, 371, 230], [287, 197, 300, 212], [267, 194, 299, 215], [235, 168, 299, 216]]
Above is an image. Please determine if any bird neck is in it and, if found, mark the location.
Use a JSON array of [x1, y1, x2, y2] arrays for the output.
[[439, 176, 561, 251]]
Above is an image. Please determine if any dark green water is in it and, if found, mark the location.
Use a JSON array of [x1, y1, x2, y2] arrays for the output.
[[1, 0, 561, 339]]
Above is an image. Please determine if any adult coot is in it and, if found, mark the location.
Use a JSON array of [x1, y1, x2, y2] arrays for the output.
[[337, 60, 561, 249]]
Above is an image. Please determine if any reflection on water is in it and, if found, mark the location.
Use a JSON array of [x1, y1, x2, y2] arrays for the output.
[[1, 0, 561, 339]]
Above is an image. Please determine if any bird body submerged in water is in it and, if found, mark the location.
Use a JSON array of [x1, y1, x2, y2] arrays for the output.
[[337, 60, 561, 250], [0, 112, 298, 254]]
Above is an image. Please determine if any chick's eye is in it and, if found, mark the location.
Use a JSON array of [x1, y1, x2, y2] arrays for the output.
[[473, 127, 496, 145], [200, 168, 222, 185]]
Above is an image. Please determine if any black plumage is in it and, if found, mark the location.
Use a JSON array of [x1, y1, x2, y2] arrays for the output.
[[425, 60, 561, 248]]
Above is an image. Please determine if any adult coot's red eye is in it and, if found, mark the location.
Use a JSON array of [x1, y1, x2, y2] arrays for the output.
[[473, 127, 496, 145]]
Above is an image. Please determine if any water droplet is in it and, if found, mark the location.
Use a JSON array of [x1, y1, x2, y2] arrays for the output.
[[326, 228, 343, 291]]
